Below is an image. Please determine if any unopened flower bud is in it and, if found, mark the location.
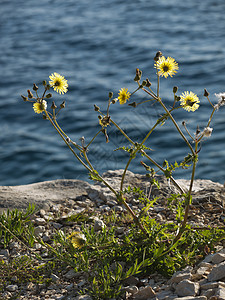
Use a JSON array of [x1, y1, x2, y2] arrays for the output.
[[46, 84, 50, 90], [111, 98, 118, 104], [46, 93, 52, 99], [182, 121, 186, 126], [134, 68, 142, 81], [196, 126, 201, 135], [154, 51, 162, 62], [141, 80, 147, 87], [21, 95, 28, 101], [33, 83, 38, 91], [42, 80, 47, 86], [66, 137, 71, 143], [175, 95, 181, 101], [173, 86, 178, 94], [146, 78, 151, 87], [43, 115, 47, 120], [203, 127, 213, 137], [204, 89, 209, 97], [128, 102, 137, 107], [109, 92, 113, 98], [51, 101, 57, 109], [94, 104, 100, 111], [27, 90, 33, 99], [60, 101, 66, 108]]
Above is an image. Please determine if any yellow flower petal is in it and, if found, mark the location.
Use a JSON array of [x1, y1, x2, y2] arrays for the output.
[[118, 88, 131, 105], [180, 91, 200, 112], [49, 72, 68, 95], [155, 56, 179, 78]]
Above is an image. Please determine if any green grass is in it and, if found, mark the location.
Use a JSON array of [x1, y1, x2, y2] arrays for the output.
[[0, 203, 225, 299]]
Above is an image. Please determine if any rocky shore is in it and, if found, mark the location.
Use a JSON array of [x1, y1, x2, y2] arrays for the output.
[[1, 170, 225, 300]]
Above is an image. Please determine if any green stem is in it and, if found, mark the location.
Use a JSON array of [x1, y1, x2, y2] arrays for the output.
[[44, 109, 92, 172], [158, 98, 195, 156], [86, 129, 102, 149]]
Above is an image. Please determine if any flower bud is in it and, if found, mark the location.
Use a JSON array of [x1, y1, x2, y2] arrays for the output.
[[154, 51, 162, 62], [141, 80, 147, 87], [21, 95, 28, 101], [51, 101, 57, 109], [173, 86, 178, 94], [33, 83, 38, 91], [27, 90, 33, 98], [182, 121, 186, 126], [196, 126, 201, 135], [175, 95, 181, 101], [43, 115, 47, 120], [60, 101, 66, 108], [111, 98, 118, 104], [109, 92, 113, 98], [42, 80, 47, 86], [46, 84, 50, 90], [204, 89, 209, 97], [128, 102, 137, 107], [94, 104, 100, 111], [146, 78, 152, 87], [134, 68, 142, 81], [46, 93, 52, 99], [66, 137, 71, 143]]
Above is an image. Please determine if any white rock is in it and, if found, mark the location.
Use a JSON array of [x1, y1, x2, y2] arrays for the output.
[[200, 282, 218, 290], [35, 217, 46, 225], [175, 279, 199, 297], [208, 261, 225, 281], [93, 218, 106, 231], [124, 285, 138, 294], [6, 285, 18, 292], [133, 286, 156, 299], [34, 225, 45, 236], [0, 249, 9, 258], [50, 274, 60, 282], [64, 269, 77, 279], [212, 253, 225, 264], [173, 297, 207, 300], [169, 266, 192, 284], [215, 287, 225, 299]]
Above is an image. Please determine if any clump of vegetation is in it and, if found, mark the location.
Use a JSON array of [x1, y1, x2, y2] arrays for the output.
[[1, 51, 224, 298]]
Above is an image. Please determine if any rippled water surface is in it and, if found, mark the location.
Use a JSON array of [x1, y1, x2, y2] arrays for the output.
[[1, 0, 225, 185]]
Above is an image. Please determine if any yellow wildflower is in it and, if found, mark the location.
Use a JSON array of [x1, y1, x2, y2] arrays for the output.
[[118, 88, 131, 105], [49, 73, 68, 94], [67, 231, 86, 249], [33, 100, 47, 114], [180, 91, 200, 112], [155, 56, 178, 78]]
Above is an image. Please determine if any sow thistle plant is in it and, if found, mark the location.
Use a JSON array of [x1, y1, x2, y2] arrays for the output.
[[20, 51, 225, 279]]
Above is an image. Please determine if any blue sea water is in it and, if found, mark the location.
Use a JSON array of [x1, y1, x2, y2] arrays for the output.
[[0, 0, 225, 186]]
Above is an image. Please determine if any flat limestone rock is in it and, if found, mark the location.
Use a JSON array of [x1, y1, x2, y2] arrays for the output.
[[0, 170, 224, 214], [0, 179, 91, 214]]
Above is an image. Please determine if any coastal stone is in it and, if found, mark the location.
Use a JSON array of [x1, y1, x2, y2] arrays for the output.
[[34, 217, 46, 225], [173, 297, 207, 300], [0, 179, 91, 214], [6, 285, 18, 292], [169, 266, 192, 284], [124, 285, 138, 294], [208, 261, 225, 281], [0, 249, 9, 258], [212, 253, 225, 264], [175, 279, 199, 297], [93, 218, 106, 231], [64, 269, 77, 279], [133, 286, 156, 299]]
